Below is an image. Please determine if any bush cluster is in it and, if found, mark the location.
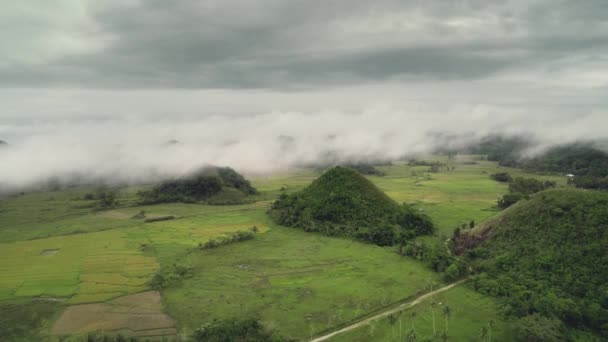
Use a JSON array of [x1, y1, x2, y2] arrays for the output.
[[200, 230, 256, 249], [194, 318, 286, 342], [138, 167, 257, 204], [149, 263, 194, 290], [497, 177, 556, 209], [490, 172, 512, 183]]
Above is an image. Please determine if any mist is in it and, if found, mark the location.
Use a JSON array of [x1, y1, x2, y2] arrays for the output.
[[2, 101, 607, 193]]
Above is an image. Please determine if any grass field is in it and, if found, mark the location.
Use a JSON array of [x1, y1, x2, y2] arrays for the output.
[[0, 157, 567, 340], [328, 286, 514, 342], [162, 226, 440, 340]]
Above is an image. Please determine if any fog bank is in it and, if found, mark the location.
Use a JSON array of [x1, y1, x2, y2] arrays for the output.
[[1, 106, 606, 193]]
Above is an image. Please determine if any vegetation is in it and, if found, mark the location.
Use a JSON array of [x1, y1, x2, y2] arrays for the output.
[[269, 166, 434, 246], [497, 177, 555, 209], [138, 167, 256, 204], [329, 286, 513, 342], [144, 215, 176, 223], [0, 300, 63, 342], [0, 158, 577, 340], [490, 172, 512, 183], [194, 318, 285, 342], [163, 227, 440, 339], [522, 143, 608, 177], [199, 229, 256, 249], [89, 187, 119, 209], [468, 189, 608, 338], [467, 134, 533, 167], [150, 263, 194, 290], [512, 313, 565, 342], [402, 239, 466, 281], [571, 175, 608, 190], [341, 162, 385, 176]]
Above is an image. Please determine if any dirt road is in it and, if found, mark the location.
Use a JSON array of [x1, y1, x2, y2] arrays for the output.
[[310, 279, 467, 342]]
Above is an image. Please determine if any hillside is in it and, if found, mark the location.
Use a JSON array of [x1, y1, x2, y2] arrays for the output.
[[269, 166, 433, 245], [466, 189, 608, 338], [138, 166, 257, 204], [523, 143, 608, 177]]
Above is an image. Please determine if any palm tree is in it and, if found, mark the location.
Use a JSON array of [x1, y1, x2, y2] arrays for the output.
[[399, 317, 403, 342], [406, 329, 417, 342], [442, 305, 451, 333], [480, 326, 488, 341], [410, 311, 417, 332], [488, 320, 494, 342], [430, 301, 437, 336]]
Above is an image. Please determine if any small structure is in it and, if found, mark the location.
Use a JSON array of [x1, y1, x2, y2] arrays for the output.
[[566, 173, 575, 178]]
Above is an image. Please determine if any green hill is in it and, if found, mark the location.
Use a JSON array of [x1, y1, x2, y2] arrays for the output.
[[466, 189, 608, 338], [269, 166, 433, 245], [523, 143, 608, 177], [139, 166, 257, 204]]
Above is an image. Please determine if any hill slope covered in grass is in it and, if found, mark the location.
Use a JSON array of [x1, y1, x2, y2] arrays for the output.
[[269, 166, 433, 245], [466, 189, 608, 339], [139, 166, 257, 204]]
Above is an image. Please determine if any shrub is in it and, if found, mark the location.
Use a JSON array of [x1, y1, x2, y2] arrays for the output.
[[150, 263, 193, 289], [194, 318, 284, 342], [490, 172, 512, 183], [200, 230, 255, 249], [144, 215, 175, 223], [94, 187, 119, 209]]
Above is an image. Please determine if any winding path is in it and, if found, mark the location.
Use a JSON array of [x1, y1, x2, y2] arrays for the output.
[[310, 279, 467, 342]]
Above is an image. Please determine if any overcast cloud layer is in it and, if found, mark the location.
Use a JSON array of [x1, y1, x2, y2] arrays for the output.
[[1, 1, 607, 190]]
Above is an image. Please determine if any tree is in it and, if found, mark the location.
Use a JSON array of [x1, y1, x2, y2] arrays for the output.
[[442, 305, 451, 333], [497, 193, 522, 209], [430, 301, 437, 336], [194, 318, 278, 342], [95, 187, 119, 209], [469, 220, 475, 228], [443, 263, 461, 282], [406, 329, 417, 342], [480, 326, 488, 341], [488, 320, 494, 342], [513, 314, 564, 342], [490, 172, 513, 183], [410, 312, 417, 332]]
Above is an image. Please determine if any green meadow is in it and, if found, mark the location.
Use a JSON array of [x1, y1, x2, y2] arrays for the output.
[[328, 286, 514, 342], [0, 158, 569, 340], [163, 227, 440, 340]]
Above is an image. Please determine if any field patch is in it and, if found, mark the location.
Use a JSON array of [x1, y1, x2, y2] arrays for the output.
[[163, 227, 441, 340], [51, 291, 176, 338], [0, 230, 158, 303]]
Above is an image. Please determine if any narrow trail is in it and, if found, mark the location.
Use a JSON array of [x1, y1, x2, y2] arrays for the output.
[[309, 279, 467, 342]]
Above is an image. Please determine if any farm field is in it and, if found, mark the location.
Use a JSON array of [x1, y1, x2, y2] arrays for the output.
[[0, 158, 567, 340]]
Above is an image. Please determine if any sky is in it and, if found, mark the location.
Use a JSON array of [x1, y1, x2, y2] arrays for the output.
[[1, 0, 607, 189]]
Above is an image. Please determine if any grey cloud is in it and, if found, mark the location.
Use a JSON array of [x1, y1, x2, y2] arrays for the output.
[[2, 0, 608, 89]]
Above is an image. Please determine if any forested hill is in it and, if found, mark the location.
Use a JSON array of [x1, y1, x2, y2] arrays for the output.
[[522, 143, 608, 177], [138, 166, 257, 204], [269, 166, 434, 246], [467, 189, 608, 339]]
